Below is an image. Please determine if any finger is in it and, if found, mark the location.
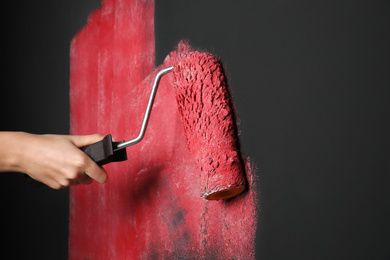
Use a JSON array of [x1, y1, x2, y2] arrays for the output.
[[67, 134, 105, 148], [68, 180, 80, 186], [68, 178, 93, 186], [75, 173, 94, 185], [84, 162, 108, 184]]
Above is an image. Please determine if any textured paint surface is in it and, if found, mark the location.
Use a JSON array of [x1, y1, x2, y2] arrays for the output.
[[69, 1, 258, 259], [173, 51, 246, 200]]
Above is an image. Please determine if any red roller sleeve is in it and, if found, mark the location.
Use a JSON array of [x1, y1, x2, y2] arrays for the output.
[[172, 52, 246, 200]]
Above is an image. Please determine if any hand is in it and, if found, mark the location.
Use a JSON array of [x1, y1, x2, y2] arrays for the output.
[[0, 132, 108, 189]]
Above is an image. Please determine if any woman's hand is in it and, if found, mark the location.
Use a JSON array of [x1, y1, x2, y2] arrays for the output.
[[0, 132, 108, 189]]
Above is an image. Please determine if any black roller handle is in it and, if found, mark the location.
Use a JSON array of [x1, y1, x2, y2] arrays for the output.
[[80, 134, 127, 166]]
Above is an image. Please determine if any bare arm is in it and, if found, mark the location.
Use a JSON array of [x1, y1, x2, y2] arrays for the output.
[[0, 132, 108, 189]]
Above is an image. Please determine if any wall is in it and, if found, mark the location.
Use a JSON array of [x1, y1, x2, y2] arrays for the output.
[[1, 1, 100, 259], [2, 0, 390, 259], [154, 1, 390, 259]]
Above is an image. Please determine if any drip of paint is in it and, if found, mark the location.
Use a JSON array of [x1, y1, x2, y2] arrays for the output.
[[172, 52, 246, 200]]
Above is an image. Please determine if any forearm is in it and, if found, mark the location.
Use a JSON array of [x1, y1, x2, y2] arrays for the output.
[[0, 131, 27, 173]]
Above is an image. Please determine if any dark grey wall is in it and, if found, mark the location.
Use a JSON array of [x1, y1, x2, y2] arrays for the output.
[[2, 1, 101, 259], [155, 1, 390, 259], [2, 1, 389, 259]]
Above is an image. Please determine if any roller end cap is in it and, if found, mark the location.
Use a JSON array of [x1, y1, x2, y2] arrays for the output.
[[204, 186, 245, 200]]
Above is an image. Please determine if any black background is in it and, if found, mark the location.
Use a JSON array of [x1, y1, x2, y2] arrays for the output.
[[2, 1, 390, 259]]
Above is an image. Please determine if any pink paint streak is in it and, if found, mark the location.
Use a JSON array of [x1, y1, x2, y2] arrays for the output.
[[69, 1, 258, 259]]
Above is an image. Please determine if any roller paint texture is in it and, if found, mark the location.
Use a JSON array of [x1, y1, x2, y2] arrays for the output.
[[69, 0, 258, 259], [173, 52, 246, 200]]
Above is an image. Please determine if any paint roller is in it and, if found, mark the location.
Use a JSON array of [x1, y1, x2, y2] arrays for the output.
[[82, 51, 246, 200]]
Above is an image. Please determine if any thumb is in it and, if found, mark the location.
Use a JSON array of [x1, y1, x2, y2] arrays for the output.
[[67, 134, 106, 148]]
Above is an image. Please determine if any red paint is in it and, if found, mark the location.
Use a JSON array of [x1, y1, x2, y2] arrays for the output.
[[173, 51, 246, 200], [69, 1, 258, 259]]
